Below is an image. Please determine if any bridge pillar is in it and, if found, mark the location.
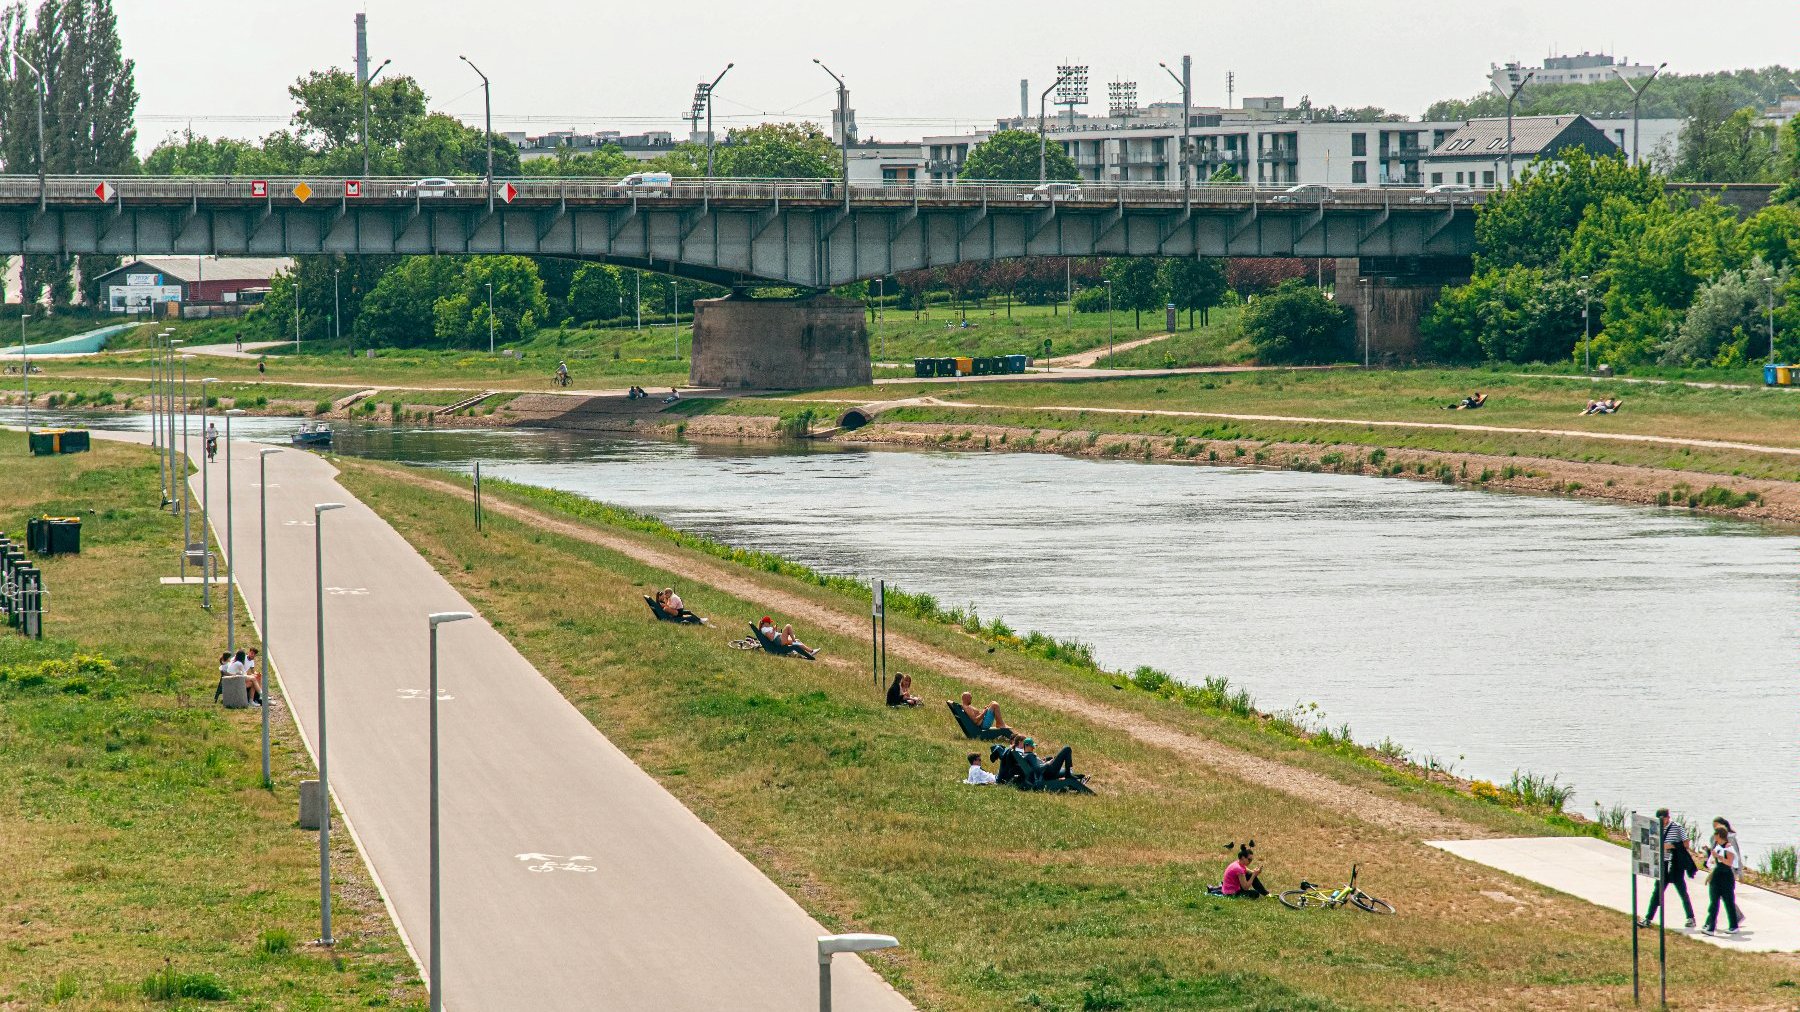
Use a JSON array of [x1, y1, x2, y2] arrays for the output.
[[690, 293, 871, 390], [1334, 256, 1472, 362]]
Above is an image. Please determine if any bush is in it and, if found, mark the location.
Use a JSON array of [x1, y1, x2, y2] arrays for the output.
[[142, 963, 230, 1001], [1241, 280, 1351, 364], [1072, 286, 1110, 314], [1762, 845, 1798, 883]]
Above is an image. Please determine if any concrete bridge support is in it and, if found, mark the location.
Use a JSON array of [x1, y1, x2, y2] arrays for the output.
[[1335, 256, 1472, 362], [689, 292, 871, 390]]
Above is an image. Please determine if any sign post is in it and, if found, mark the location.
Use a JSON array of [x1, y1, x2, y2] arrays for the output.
[[871, 579, 883, 691], [1629, 812, 1667, 1007]]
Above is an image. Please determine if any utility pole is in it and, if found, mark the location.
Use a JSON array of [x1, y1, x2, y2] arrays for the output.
[[1038, 72, 1073, 183], [701, 63, 733, 178], [486, 282, 495, 354], [1491, 69, 1534, 185], [813, 59, 851, 210], [1767, 276, 1780, 364], [14, 53, 46, 211], [356, 14, 371, 177], [1578, 275, 1592, 373], [459, 56, 494, 213], [1611, 62, 1667, 166], [1160, 56, 1193, 207]]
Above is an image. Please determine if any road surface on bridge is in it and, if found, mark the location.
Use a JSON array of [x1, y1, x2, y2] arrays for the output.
[[141, 430, 911, 1011]]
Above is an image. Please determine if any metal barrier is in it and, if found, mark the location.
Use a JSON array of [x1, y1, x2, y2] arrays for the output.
[[0, 532, 46, 639]]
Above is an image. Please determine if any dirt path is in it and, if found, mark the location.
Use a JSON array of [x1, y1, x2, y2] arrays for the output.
[[366, 463, 1488, 842], [1040, 331, 1173, 367]]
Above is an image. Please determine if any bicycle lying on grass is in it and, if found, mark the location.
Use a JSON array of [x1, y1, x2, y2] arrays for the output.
[[1279, 864, 1395, 915]]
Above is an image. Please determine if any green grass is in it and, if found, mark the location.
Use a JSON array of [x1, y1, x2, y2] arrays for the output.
[[870, 301, 1168, 361], [336, 456, 1800, 1011], [0, 439, 423, 1009], [1094, 306, 1248, 369]]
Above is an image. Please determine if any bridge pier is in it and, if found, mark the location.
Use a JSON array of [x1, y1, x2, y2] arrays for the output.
[[690, 292, 871, 390], [1334, 256, 1472, 362]]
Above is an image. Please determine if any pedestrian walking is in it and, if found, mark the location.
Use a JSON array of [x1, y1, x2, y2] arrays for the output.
[[1709, 817, 1748, 926], [1640, 807, 1698, 929], [1703, 824, 1742, 935]]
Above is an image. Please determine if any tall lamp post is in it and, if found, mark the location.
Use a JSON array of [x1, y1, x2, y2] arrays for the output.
[[333, 268, 342, 349], [1038, 72, 1073, 183], [165, 336, 181, 514], [224, 409, 244, 652], [200, 378, 220, 610], [178, 350, 193, 579], [1766, 276, 1780, 364], [1491, 69, 1535, 185], [293, 277, 301, 353], [1159, 56, 1193, 207], [18, 312, 30, 436], [1611, 62, 1666, 166], [458, 55, 494, 213], [258, 447, 281, 788], [1103, 279, 1114, 365], [13, 52, 46, 210], [1578, 275, 1592, 373], [426, 610, 475, 1012], [361, 56, 392, 177], [1358, 277, 1371, 367], [700, 63, 733, 178], [812, 59, 851, 210], [312, 501, 348, 947], [485, 282, 495, 354]]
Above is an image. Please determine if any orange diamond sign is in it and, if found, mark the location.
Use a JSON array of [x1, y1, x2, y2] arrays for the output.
[[293, 182, 313, 203]]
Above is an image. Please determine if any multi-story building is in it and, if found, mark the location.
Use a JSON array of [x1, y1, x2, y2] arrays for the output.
[[1489, 52, 1659, 92]]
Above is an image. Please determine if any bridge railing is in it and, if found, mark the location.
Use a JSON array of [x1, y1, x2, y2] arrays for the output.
[[0, 174, 1485, 207]]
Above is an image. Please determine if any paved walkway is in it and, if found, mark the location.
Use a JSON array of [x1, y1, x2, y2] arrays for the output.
[[183, 340, 288, 359], [1039, 331, 1173, 367], [1428, 838, 1800, 953], [129, 431, 908, 1010]]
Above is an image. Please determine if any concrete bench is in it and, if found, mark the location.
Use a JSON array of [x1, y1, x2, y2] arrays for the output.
[[218, 673, 250, 709]]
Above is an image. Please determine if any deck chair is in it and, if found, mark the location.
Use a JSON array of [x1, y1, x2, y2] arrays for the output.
[[948, 700, 1013, 741], [750, 623, 818, 660], [644, 595, 706, 625]]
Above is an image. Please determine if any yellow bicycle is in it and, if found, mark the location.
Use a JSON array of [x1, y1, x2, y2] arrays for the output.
[[1279, 864, 1395, 915]]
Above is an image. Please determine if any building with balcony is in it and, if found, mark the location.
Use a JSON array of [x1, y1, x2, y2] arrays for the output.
[[1490, 52, 1659, 92]]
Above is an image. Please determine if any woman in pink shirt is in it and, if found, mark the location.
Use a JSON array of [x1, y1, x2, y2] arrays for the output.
[[1221, 842, 1268, 898]]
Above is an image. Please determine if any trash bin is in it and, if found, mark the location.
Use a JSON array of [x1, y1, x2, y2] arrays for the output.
[[25, 517, 46, 554], [28, 430, 61, 456], [1767, 364, 1781, 386], [57, 430, 89, 453], [45, 518, 80, 555], [972, 357, 993, 376], [934, 358, 956, 377], [1780, 366, 1795, 387], [1004, 354, 1028, 374], [914, 358, 933, 378], [953, 356, 973, 376]]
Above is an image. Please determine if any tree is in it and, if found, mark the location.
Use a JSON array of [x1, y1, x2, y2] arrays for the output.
[[958, 129, 1078, 182], [521, 145, 637, 178], [1159, 258, 1228, 327], [982, 259, 1028, 317], [1661, 262, 1790, 366], [399, 113, 521, 178], [144, 130, 267, 175], [567, 263, 624, 322], [1101, 258, 1161, 328], [1226, 257, 1313, 295], [288, 68, 426, 156], [714, 122, 838, 179], [1242, 280, 1350, 364], [1676, 86, 1776, 183], [1419, 266, 1584, 364], [437, 256, 549, 347], [352, 257, 465, 349], [1584, 197, 1742, 364], [1739, 202, 1800, 270], [1207, 165, 1242, 183], [1423, 65, 1799, 122], [1474, 153, 1661, 272]]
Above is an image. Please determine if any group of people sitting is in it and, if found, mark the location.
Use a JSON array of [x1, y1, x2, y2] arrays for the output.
[[625, 386, 652, 400], [214, 648, 264, 706], [1579, 397, 1624, 415], [1444, 392, 1488, 410], [650, 587, 706, 624], [755, 615, 818, 659], [963, 733, 1082, 789]]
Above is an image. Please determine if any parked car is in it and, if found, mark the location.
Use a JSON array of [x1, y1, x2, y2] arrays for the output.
[[412, 177, 458, 198], [1271, 183, 1333, 203], [1025, 181, 1082, 202]]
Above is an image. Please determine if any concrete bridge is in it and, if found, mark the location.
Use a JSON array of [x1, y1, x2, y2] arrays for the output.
[[0, 174, 1483, 288]]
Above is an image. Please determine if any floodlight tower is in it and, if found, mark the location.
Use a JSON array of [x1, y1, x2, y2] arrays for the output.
[[1107, 80, 1138, 119], [1055, 64, 1088, 127]]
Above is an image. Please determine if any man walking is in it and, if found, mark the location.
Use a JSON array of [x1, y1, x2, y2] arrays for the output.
[[1641, 807, 1698, 929]]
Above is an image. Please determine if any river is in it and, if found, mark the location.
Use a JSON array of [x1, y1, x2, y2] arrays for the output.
[[15, 409, 1798, 858]]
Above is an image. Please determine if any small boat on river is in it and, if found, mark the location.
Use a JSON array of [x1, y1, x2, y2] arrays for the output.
[[290, 422, 333, 448]]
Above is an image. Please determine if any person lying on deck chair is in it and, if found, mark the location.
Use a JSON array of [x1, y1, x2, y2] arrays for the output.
[[758, 616, 777, 639], [1445, 392, 1487, 410], [886, 673, 921, 708], [1017, 737, 1079, 784], [958, 691, 1010, 735], [778, 624, 818, 658]]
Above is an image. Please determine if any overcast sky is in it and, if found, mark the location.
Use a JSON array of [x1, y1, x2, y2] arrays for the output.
[[117, 0, 1798, 153]]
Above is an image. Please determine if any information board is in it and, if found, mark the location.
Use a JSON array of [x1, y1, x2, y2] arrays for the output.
[[1631, 813, 1662, 879]]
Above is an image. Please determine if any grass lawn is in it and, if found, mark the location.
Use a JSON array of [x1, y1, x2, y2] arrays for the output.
[[335, 457, 1799, 1011], [870, 301, 1167, 361], [1095, 305, 1247, 369], [0, 438, 423, 1009]]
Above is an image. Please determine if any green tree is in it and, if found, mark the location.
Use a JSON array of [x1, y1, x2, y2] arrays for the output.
[[352, 257, 465, 349], [1158, 258, 1228, 328], [1474, 153, 1661, 271], [1100, 257, 1161, 329], [1242, 279, 1351, 364], [1739, 202, 1800, 269], [1424, 65, 1799, 122], [1207, 165, 1242, 183], [434, 256, 548, 347], [262, 254, 400, 348], [399, 113, 521, 178], [1661, 261, 1791, 366], [521, 145, 638, 178], [567, 263, 624, 322], [288, 68, 426, 156], [1419, 266, 1584, 364], [1675, 86, 1776, 183], [958, 129, 1079, 182], [1584, 198, 1743, 364], [143, 131, 266, 175], [714, 122, 839, 179]]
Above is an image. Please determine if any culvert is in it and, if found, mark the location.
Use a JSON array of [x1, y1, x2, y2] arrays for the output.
[[838, 407, 875, 430]]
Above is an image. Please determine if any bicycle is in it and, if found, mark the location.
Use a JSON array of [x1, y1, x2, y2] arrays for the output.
[[1279, 864, 1395, 915]]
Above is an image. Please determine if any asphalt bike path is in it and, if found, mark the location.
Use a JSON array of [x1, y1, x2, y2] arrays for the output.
[[120, 429, 909, 1011]]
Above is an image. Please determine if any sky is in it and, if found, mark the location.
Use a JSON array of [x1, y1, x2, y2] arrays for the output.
[[116, 0, 1799, 154]]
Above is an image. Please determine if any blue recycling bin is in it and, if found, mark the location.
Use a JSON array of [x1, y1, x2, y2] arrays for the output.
[[1766, 364, 1779, 386]]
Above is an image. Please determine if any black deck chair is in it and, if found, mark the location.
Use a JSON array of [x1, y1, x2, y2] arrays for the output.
[[947, 700, 1013, 741], [644, 596, 705, 625], [750, 623, 818, 660], [1015, 751, 1095, 794]]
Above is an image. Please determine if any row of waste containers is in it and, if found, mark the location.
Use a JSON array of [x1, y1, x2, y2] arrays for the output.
[[913, 355, 1030, 378], [29, 428, 90, 455], [0, 531, 45, 639], [1764, 365, 1798, 387], [26, 516, 81, 555]]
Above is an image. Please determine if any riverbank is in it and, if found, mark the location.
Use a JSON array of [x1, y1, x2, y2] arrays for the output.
[[331, 453, 1800, 1009], [0, 439, 423, 1008]]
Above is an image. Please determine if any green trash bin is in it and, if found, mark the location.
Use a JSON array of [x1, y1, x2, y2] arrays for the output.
[[972, 357, 993, 376], [58, 430, 89, 454], [28, 430, 59, 456], [914, 358, 933, 378], [45, 518, 80, 555], [25, 517, 46, 554]]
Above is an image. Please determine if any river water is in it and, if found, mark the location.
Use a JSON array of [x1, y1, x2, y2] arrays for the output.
[[17, 409, 1798, 858]]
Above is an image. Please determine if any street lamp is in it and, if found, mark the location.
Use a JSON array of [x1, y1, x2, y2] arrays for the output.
[[458, 55, 494, 214], [817, 934, 899, 1012], [258, 448, 280, 788], [1038, 71, 1073, 183], [13, 52, 46, 210], [333, 268, 342, 349], [1765, 276, 1780, 364], [18, 312, 30, 436], [224, 409, 244, 652], [812, 59, 851, 210], [1159, 56, 1193, 206], [200, 378, 220, 610], [1490, 69, 1535, 185], [485, 282, 495, 354], [165, 335, 181, 514], [293, 276, 301, 353], [1358, 277, 1371, 367], [700, 63, 733, 178], [178, 350, 193, 579], [1578, 275, 1592, 373], [312, 500, 348, 947], [1611, 63, 1667, 166], [361, 57, 392, 177], [1103, 279, 1114, 365], [426, 610, 475, 1012]]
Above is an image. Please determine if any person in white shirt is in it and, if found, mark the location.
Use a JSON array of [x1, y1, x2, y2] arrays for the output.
[[214, 652, 233, 702], [1703, 825, 1742, 935], [964, 753, 998, 786]]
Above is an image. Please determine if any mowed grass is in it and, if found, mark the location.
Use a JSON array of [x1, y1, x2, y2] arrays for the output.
[[871, 301, 1162, 361], [337, 456, 1800, 1011], [0, 439, 424, 1009]]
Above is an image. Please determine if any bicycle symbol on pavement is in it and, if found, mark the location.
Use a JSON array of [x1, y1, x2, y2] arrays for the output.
[[325, 586, 369, 596], [516, 853, 597, 874], [282, 520, 315, 527], [397, 688, 454, 701]]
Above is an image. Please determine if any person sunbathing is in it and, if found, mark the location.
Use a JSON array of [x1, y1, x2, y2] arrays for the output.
[[958, 691, 1009, 734], [963, 752, 998, 786], [778, 624, 818, 658], [1017, 736, 1079, 784], [886, 673, 921, 707], [1445, 392, 1486, 410]]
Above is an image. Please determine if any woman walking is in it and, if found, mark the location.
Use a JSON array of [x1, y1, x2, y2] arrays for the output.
[[1703, 824, 1742, 936]]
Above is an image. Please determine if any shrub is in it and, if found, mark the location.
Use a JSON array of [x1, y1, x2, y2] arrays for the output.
[[313, 400, 332, 415], [142, 963, 230, 1001], [1762, 845, 1798, 883], [1507, 769, 1574, 811], [257, 927, 295, 955], [1241, 279, 1351, 364]]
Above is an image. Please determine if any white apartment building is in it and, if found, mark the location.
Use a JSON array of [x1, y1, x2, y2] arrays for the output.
[[1489, 52, 1659, 92]]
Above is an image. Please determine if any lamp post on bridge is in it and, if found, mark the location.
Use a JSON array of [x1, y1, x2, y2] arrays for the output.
[[1610, 62, 1666, 167], [13, 52, 46, 210], [458, 55, 494, 214], [1158, 56, 1193, 207], [700, 63, 733, 179], [361, 56, 392, 178], [1491, 69, 1534, 186], [1038, 72, 1073, 184], [812, 59, 851, 211]]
